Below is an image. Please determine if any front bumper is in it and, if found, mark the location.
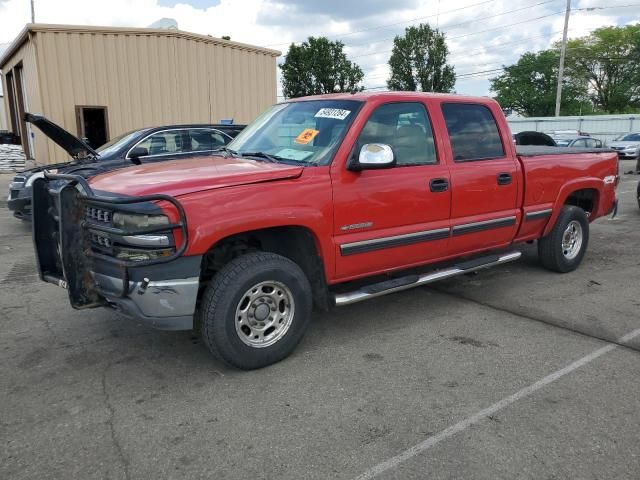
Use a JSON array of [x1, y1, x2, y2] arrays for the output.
[[613, 150, 640, 159], [32, 173, 197, 330], [94, 272, 198, 330], [7, 186, 32, 219]]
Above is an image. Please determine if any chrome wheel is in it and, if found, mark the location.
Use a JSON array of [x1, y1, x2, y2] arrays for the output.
[[561, 220, 583, 260], [234, 281, 295, 348]]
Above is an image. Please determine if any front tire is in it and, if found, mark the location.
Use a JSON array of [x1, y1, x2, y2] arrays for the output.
[[538, 205, 589, 273], [200, 252, 312, 369]]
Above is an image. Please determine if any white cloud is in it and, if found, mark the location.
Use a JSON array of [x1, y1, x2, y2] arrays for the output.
[[0, 0, 634, 97]]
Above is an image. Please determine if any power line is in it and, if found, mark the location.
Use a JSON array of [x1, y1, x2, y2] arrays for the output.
[[263, 0, 496, 47], [349, 10, 566, 60], [279, 3, 638, 62], [279, 0, 563, 60], [358, 30, 565, 75], [343, 0, 561, 49]]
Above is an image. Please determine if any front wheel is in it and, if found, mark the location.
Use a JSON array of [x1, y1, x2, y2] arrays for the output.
[[538, 205, 589, 273], [199, 252, 312, 369]]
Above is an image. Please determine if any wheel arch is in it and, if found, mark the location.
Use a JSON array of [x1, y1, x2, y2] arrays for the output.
[[199, 225, 332, 312], [543, 179, 603, 236]]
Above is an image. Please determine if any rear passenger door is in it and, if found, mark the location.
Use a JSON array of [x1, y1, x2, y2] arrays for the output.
[[441, 103, 519, 256], [188, 128, 233, 156], [129, 129, 190, 163]]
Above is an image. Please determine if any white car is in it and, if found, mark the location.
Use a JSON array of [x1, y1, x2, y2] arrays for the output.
[[608, 133, 640, 171]]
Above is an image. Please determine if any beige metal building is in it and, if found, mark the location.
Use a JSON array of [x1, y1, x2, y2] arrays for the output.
[[0, 24, 280, 164]]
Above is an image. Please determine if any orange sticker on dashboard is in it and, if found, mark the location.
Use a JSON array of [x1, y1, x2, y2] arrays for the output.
[[295, 128, 319, 145]]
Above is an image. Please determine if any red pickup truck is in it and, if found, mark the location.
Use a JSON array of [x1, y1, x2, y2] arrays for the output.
[[32, 92, 618, 369]]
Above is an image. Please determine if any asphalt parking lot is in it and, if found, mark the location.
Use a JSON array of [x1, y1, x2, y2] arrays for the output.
[[1, 163, 639, 480]]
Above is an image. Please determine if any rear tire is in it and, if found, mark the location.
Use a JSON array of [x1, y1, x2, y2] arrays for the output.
[[200, 252, 312, 370], [538, 205, 589, 273]]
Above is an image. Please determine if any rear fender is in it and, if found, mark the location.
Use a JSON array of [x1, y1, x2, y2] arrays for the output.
[[543, 178, 604, 236]]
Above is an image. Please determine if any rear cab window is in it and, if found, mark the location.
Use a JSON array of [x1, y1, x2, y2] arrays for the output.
[[441, 103, 505, 161]]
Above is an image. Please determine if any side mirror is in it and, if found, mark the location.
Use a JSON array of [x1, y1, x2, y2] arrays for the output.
[[128, 147, 148, 165], [349, 143, 395, 171]]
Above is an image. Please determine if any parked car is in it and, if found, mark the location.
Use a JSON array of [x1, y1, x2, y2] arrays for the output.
[[31, 92, 618, 369], [513, 131, 556, 146], [554, 136, 603, 148], [7, 114, 244, 220], [608, 133, 640, 172]]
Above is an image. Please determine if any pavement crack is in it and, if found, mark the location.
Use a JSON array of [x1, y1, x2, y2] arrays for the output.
[[101, 363, 131, 480], [429, 287, 640, 356]]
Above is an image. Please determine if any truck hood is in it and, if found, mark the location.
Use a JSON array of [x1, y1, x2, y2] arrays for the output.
[[89, 155, 304, 197], [24, 113, 99, 160]]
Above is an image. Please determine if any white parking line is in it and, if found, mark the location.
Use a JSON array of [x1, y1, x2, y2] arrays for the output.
[[354, 328, 640, 480]]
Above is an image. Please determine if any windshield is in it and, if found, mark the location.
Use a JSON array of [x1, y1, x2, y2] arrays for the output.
[[556, 140, 571, 147], [96, 130, 146, 156], [228, 99, 362, 165], [615, 133, 640, 142]]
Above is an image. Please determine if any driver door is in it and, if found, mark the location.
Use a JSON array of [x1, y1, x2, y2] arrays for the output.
[[331, 101, 451, 281]]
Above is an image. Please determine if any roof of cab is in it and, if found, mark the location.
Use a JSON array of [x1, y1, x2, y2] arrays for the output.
[[286, 91, 498, 104]]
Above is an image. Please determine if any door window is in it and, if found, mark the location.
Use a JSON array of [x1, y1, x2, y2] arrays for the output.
[[357, 102, 437, 166], [135, 130, 185, 156], [442, 103, 505, 161], [188, 129, 230, 152], [572, 138, 587, 148]]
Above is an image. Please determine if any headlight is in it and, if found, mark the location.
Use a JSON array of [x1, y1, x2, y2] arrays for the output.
[[111, 212, 173, 250], [25, 171, 45, 187], [112, 212, 170, 230], [113, 246, 174, 262]]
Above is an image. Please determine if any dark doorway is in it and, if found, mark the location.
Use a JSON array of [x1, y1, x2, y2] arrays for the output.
[[5, 71, 19, 137], [75, 106, 109, 148], [13, 65, 32, 157]]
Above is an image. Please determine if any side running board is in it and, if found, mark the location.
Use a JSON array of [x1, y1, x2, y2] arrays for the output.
[[334, 251, 522, 306]]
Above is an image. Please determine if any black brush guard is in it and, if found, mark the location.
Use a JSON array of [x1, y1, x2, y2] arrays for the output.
[[32, 173, 188, 309]]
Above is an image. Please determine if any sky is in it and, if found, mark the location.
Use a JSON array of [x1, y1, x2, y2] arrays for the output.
[[0, 0, 638, 99]]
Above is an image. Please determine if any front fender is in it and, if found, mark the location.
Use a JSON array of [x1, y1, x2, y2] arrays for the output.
[[175, 173, 335, 280]]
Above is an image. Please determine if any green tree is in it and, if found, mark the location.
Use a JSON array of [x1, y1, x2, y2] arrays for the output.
[[565, 24, 640, 113], [387, 24, 455, 92], [280, 37, 364, 99], [490, 49, 590, 116]]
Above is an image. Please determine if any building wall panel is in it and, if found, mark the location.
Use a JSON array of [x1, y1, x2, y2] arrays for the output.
[[12, 27, 278, 163]]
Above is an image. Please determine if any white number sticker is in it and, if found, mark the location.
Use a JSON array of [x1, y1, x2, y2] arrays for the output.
[[314, 108, 351, 120]]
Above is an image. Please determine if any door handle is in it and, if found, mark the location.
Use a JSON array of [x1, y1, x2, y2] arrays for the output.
[[497, 173, 512, 185], [429, 178, 449, 192]]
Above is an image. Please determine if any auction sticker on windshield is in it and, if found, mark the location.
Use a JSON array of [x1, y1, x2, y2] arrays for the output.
[[275, 148, 314, 161], [295, 128, 320, 145], [314, 108, 351, 120]]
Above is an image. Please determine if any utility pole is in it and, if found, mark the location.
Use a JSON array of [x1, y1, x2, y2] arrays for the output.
[[554, 0, 571, 117], [30, 0, 35, 22]]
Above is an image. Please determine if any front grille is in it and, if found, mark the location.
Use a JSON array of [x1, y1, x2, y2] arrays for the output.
[[90, 231, 113, 248], [9, 189, 19, 199], [85, 206, 112, 223], [611, 146, 624, 151]]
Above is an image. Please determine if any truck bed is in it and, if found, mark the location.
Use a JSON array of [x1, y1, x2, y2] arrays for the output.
[[516, 145, 613, 156]]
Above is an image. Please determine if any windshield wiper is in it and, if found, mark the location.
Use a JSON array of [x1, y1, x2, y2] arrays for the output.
[[212, 147, 239, 158], [240, 151, 282, 163]]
